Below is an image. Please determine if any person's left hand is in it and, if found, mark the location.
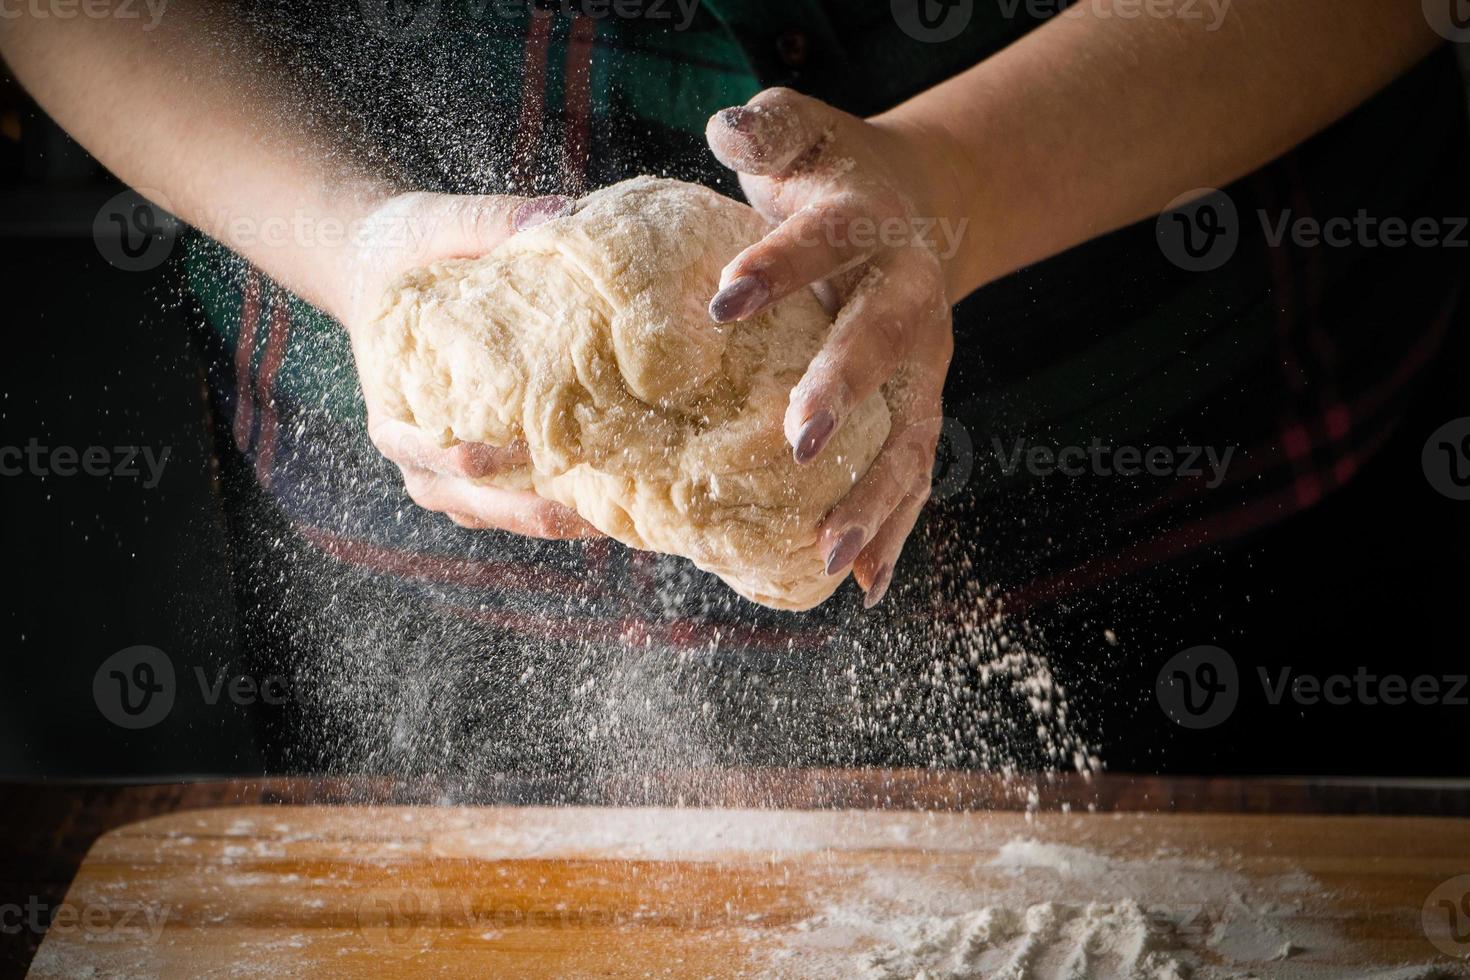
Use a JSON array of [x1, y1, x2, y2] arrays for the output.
[[705, 88, 966, 608]]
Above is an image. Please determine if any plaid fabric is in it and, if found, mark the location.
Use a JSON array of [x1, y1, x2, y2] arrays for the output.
[[188, 3, 1469, 637]]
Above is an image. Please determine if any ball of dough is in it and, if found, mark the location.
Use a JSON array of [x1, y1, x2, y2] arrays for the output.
[[359, 176, 891, 610]]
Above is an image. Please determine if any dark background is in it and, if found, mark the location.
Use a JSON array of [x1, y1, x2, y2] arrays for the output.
[[2, 61, 1469, 783]]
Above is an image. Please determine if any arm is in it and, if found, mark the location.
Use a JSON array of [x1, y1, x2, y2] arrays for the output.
[[705, 0, 1441, 605], [0, 0, 381, 315], [1, 2, 597, 538], [892, 0, 1442, 298]]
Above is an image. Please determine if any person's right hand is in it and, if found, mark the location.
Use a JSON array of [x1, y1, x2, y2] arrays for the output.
[[330, 191, 602, 540]]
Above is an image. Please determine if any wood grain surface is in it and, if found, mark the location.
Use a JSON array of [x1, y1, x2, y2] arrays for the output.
[[25, 804, 1470, 978]]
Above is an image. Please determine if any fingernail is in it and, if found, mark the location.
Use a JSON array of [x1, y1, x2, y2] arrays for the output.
[[793, 409, 836, 464], [512, 195, 574, 232], [864, 564, 894, 609], [825, 526, 865, 577], [717, 106, 757, 132], [708, 274, 770, 323]]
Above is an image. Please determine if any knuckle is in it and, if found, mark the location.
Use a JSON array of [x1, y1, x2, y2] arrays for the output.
[[446, 442, 489, 478], [756, 86, 802, 109], [469, 203, 507, 246], [762, 245, 805, 289], [866, 313, 910, 359], [369, 422, 407, 460], [511, 503, 554, 539], [803, 358, 857, 417], [530, 510, 566, 539], [401, 476, 433, 509]]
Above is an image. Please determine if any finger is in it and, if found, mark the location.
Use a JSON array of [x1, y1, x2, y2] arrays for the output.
[[369, 417, 528, 479], [817, 412, 943, 577], [709, 194, 877, 323], [854, 487, 929, 608], [401, 469, 601, 540], [786, 253, 946, 463], [705, 87, 836, 178]]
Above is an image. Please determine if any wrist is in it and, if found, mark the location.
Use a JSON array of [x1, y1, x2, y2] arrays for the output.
[[202, 178, 396, 328], [313, 179, 404, 329], [869, 108, 991, 303]]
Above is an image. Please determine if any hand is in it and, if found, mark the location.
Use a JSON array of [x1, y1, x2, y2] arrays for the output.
[[705, 88, 966, 607], [332, 191, 602, 540]]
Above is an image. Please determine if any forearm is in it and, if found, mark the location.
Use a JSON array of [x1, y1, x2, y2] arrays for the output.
[[0, 1, 392, 314], [883, 0, 1441, 299]]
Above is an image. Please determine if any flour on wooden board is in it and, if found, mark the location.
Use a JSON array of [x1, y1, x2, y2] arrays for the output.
[[767, 836, 1466, 980]]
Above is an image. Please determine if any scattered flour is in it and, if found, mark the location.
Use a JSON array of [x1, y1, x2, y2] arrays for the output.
[[769, 833, 1469, 980], [856, 900, 1189, 980]]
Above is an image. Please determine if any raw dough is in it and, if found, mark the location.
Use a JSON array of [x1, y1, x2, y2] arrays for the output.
[[359, 176, 890, 610]]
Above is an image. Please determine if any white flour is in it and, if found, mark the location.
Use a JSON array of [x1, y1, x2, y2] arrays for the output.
[[770, 834, 1467, 980]]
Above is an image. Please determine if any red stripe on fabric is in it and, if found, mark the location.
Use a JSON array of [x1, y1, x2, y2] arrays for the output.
[[583, 537, 611, 577], [1003, 419, 1398, 616], [510, 13, 553, 193], [448, 604, 832, 652], [253, 294, 292, 488], [296, 525, 833, 650], [1127, 281, 1460, 522], [1353, 282, 1460, 415], [1261, 163, 1334, 513], [231, 271, 261, 451], [561, 15, 596, 195], [297, 523, 590, 595], [1262, 224, 1305, 393]]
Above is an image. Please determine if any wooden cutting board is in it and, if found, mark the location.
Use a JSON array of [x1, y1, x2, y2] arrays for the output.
[[27, 806, 1470, 978]]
